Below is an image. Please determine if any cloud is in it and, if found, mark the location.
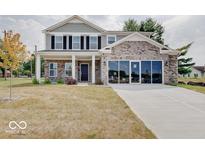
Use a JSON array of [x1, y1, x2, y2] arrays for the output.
[[0, 15, 204, 65], [82, 15, 122, 30], [163, 15, 205, 65], [0, 16, 45, 52]]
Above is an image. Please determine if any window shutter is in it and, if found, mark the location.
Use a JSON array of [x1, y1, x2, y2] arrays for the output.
[[63, 36, 67, 49], [98, 36, 101, 49], [69, 36, 72, 49], [86, 36, 89, 50], [51, 35, 55, 49], [81, 36, 84, 49]]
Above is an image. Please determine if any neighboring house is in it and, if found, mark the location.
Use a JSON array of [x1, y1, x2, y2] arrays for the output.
[[183, 66, 205, 78], [35, 15, 178, 85], [0, 69, 11, 77]]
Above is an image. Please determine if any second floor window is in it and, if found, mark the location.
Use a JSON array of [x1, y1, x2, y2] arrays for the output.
[[55, 36, 63, 49], [107, 35, 116, 45], [90, 36, 98, 49], [72, 36, 80, 50]]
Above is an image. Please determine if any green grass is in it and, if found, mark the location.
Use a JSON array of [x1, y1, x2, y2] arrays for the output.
[[178, 77, 205, 83], [0, 78, 32, 87], [178, 77, 205, 94], [0, 78, 155, 139], [178, 84, 205, 94]]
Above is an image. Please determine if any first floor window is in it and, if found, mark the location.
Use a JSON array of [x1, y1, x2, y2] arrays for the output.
[[65, 63, 72, 77], [152, 61, 162, 83], [108, 61, 119, 83], [49, 63, 57, 77], [108, 60, 163, 84], [119, 61, 129, 83], [131, 61, 140, 83], [141, 61, 151, 83]]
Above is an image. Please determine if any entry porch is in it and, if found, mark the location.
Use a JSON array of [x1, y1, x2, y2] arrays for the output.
[[35, 52, 101, 84]]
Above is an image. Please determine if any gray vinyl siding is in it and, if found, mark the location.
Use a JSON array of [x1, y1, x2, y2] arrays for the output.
[[52, 23, 100, 33], [117, 35, 128, 41], [46, 34, 51, 50], [46, 34, 129, 50], [45, 24, 130, 50], [101, 35, 107, 48], [182, 68, 205, 78]]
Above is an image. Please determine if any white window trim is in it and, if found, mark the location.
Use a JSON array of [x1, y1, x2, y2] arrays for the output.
[[49, 62, 57, 77], [89, 36, 98, 50], [72, 35, 81, 50], [64, 62, 72, 77], [55, 35, 63, 50], [107, 35, 116, 45]]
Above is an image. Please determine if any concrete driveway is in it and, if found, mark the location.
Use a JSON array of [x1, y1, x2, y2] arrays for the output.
[[111, 84, 205, 139]]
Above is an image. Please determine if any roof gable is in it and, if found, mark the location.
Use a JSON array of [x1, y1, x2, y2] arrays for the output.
[[100, 32, 178, 55], [43, 15, 106, 33], [193, 66, 205, 72]]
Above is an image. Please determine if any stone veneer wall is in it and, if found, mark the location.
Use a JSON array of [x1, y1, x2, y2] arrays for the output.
[[44, 59, 101, 82], [101, 41, 178, 85]]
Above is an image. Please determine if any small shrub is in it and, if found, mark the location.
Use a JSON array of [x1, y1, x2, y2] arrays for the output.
[[86, 133, 96, 139], [23, 70, 31, 77], [194, 74, 198, 78], [32, 78, 39, 84], [178, 81, 186, 84], [65, 77, 77, 85], [95, 79, 103, 85], [57, 79, 64, 84], [44, 78, 51, 84], [12, 70, 18, 77], [187, 81, 204, 86]]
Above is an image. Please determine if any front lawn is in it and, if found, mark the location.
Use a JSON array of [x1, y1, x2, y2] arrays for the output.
[[0, 78, 155, 139], [178, 77, 205, 83], [178, 77, 205, 94], [178, 84, 205, 94], [0, 78, 32, 87]]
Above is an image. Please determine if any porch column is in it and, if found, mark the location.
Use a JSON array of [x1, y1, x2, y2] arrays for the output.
[[72, 55, 76, 79], [92, 55, 95, 84], [35, 52, 41, 81]]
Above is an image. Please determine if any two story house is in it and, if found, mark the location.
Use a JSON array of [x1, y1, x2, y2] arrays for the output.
[[35, 15, 178, 85]]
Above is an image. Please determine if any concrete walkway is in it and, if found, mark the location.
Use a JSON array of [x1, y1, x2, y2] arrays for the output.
[[111, 84, 205, 139]]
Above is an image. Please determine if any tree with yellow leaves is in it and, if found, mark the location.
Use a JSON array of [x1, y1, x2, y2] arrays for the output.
[[0, 30, 27, 101]]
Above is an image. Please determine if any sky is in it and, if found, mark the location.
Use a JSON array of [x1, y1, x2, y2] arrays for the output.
[[0, 15, 204, 65]]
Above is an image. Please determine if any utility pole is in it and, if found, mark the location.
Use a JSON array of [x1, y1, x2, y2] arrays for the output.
[[31, 56, 32, 78], [34, 45, 37, 79], [28, 51, 33, 78]]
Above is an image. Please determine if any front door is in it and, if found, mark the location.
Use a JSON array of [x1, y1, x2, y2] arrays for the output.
[[81, 64, 89, 81], [130, 61, 140, 83]]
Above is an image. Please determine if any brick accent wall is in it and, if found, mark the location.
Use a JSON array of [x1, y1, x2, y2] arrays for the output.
[[44, 60, 71, 81], [44, 59, 100, 83], [101, 41, 178, 85]]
